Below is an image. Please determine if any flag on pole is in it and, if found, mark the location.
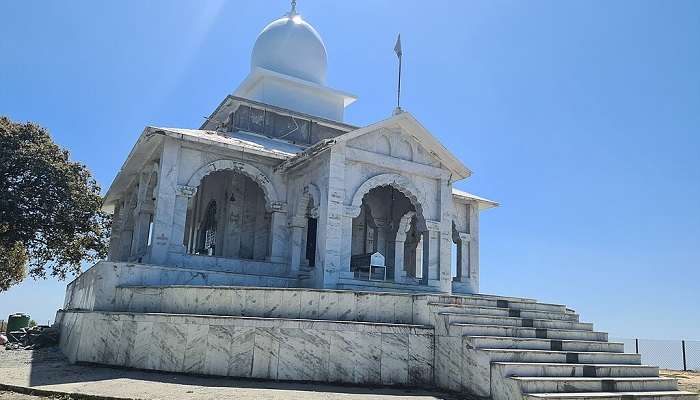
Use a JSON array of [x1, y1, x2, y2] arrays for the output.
[[394, 34, 402, 58]]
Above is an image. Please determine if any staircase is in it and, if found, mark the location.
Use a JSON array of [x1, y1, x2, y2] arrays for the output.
[[430, 295, 696, 400]]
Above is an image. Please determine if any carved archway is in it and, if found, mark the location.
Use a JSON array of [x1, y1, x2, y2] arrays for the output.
[[187, 159, 280, 212], [349, 173, 427, 231]]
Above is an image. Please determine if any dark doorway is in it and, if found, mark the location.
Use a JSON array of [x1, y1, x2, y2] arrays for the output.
[[306, 217, 317, 267]]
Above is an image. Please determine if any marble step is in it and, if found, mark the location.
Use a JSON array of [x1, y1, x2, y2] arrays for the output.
[[512, 377, 677, 394], [430, 296, 569, 313], [483, 349, 642, 365], [467, 336, 624, 352], [452, 323, 608, 341], [524, 391, 698, 400], [441, 312, 593, 331], [431, 303, 579, 322], [492, 362, 659, 378]]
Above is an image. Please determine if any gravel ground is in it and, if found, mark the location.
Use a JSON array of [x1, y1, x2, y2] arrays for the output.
[[0, 347, 463, 400], [661, 370, 700, 394]]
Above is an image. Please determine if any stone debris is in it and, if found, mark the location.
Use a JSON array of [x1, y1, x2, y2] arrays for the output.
[[5, 325, 58, 350]]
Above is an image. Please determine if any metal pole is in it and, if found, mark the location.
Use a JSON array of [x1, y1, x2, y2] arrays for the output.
[[682, 340, 687, 371], [635, 338, 639, 354], [397, 55, 402, 109]]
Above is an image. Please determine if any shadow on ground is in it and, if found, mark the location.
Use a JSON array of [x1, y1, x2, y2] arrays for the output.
[[0, 348, 467, 400]]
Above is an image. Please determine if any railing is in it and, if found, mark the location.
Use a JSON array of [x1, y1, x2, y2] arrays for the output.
[[611, 337, 699, 371]]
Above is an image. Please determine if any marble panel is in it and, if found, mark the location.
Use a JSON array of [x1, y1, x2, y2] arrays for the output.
[[380, 333, 409, 385], [277, 328, 331, 382], [228, 327, 255, 377], [329, 330, 381, 384], [335, 291, 356, 321], [408, 333, 434, 386], [280, 289, 302, 318], [394, 297, 414, 324], [299, 290, 320, 319], [183, 323, 209, 374], [205, 324, 235, 376], [243, 289, 264, 316], [251, 327, 281, 379], [262, 289, 285, 317], [128, 321, 156, 370], [376, 295, 397, 323], [435, 335, 462, 392], [355, 292, 377, 322], [156, 322, 187, 372], [318, 291, 338, 320]]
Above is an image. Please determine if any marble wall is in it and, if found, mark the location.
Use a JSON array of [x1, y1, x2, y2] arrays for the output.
[[63, 262, 298, 312], [115, 286, 421, 324], [57, 310, 435, 387]]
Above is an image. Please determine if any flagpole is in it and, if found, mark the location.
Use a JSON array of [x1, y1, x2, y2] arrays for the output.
[[394, 33, 403, 114], [397, 53, 402, 109]]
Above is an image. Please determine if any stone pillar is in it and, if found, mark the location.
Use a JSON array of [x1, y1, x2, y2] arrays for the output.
[[339, 210, 355, 280], [393, 239, 406, 282], [319, 147, 347, 288], [457, 232, 471, 280], [169, 185, 195, 255], [468, 202, 480, 292], [288, 215, 306, 275], [269, 202, 288, 263], [149, 139, 180, 265], [107, 201, 123, 261], [438, 176, 454, 294], [424, 220, 441, 287]]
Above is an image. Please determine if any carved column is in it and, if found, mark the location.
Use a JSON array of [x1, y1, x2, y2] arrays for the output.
[[288, 215, 306, 275], [468, 202, 480, 292], [148, 139, 180, 264], [424, 220, 441, 287], [269, 201, 288, 263], [168, 184, 196, 255], [107, 200, 123, 261], [340, 205, 360, 279], [457, 232, 471, 281]]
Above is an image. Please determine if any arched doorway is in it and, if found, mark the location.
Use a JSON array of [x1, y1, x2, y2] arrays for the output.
[[184, 169, 271, 260], [350, 185, 425, 281]]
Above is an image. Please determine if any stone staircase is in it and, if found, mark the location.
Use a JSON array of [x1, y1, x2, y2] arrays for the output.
[[429, 296, 696, 400]]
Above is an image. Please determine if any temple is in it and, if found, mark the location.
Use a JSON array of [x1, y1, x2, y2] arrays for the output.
[[55, 5, 695, 400]]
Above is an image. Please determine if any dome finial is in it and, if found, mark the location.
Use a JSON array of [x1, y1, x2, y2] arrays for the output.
[[290, 0, 298, 15]]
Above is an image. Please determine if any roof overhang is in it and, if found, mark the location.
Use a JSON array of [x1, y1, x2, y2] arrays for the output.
[[102, 126, 302, 213], [452, 188, 499, 211]]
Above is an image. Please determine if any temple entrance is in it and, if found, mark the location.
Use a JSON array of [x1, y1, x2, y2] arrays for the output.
[[184, 170, 271, 260], [350, 185, 425, 281]]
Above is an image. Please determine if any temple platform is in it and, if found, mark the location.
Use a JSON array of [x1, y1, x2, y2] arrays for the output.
[[55, 262, 696, 400]]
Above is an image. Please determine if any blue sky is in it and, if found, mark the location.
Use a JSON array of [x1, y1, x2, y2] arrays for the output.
[[1, 1, 698, 339]]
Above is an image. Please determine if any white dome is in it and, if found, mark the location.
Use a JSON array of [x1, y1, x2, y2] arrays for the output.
[[251, 13, 328, 85]]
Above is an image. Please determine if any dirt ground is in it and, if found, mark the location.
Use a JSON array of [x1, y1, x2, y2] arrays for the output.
[[661, 370, 700, 394]]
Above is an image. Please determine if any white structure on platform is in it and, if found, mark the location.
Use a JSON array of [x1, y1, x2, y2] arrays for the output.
[[102, 4, 497, 296], [57, 5, 695, 400]]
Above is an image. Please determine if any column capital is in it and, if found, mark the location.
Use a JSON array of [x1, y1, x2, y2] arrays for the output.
[[176, 184, 197, 198], [344, 205, 361, 218], [270, 201, 288, 213], [425, 219, 441, 232], [289, 215, 307, 228], [458, 232, 471, 242]]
